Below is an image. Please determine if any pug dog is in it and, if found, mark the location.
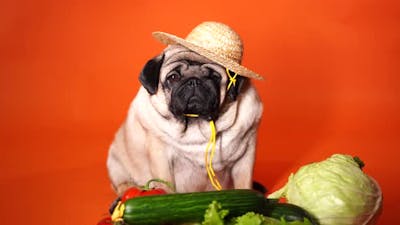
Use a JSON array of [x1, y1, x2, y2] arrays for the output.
[[107, 45, 263, 195]]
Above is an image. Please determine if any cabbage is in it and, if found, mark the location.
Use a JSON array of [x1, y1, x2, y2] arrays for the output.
[[268, 154, 382, 225]]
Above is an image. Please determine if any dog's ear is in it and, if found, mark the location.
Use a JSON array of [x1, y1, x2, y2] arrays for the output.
[[226, 73, 248, 101], [139, 54, 165, 95]]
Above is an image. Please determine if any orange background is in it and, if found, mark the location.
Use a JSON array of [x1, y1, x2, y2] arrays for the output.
[[1, 0, 399, 224]]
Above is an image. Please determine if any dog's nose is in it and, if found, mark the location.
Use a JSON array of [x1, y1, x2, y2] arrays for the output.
[[187, 78, 201, 87]]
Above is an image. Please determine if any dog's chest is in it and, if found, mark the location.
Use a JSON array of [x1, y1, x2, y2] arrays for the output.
[[166, 131, 245, 170], [170, 147, 235, 192]]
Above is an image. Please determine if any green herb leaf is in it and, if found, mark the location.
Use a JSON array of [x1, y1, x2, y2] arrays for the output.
[[202, 201, 229, 225]]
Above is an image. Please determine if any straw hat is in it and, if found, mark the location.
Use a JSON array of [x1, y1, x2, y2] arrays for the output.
[[152, 21, 263, 80]]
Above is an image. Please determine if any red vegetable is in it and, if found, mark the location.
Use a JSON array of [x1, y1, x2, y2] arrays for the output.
[[120, 178, 173, 202], [110, 178, 175, 223]]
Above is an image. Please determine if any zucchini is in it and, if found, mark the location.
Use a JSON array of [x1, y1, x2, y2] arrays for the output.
[[264, 202, 319, 224], [123, 189, 264, 224], [120, 189, 319, 225]]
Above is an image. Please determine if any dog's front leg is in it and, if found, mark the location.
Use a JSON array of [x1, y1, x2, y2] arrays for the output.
[[231, 132, 257, 189], [148, 136, 175, 192], [107, 121, 154, 195]]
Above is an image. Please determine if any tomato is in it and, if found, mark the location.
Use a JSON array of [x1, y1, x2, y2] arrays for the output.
[[108, 178, 174, 223], [140, 188, 167, 196], [120, 187, 167, 202], [120, 178, 172, 202], [120, 187, 142, 202]]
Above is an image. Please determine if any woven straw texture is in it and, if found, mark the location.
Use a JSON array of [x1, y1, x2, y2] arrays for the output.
[[152, 21, 263, 80]]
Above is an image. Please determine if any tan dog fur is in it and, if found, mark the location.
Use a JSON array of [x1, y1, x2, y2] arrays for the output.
[[107, 46, 263, 195]]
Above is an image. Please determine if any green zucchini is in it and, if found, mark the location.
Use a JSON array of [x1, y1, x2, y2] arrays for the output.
[[120, 189, 319, 225], [264, 202, 319, 224]]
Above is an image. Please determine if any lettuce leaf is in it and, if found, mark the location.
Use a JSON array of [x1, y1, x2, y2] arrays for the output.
[[201, 201, 313, 225], [230, 212, 268, 225], [202, 201, 229, 225], [231, 212, 313, 225]]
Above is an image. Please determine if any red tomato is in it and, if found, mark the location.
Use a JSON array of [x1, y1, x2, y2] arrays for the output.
[[140, 188, 167, 196], [120, 186, 167, 202], [120, 187, 142, 202], [119, 179, 172, 202]]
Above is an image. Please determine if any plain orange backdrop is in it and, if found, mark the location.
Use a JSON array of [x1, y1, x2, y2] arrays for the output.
[[1, 0, 399, 224]]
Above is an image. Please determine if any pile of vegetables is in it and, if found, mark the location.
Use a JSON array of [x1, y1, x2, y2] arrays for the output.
[[109, 189, 318, 225], [98, 154, 382, 225]]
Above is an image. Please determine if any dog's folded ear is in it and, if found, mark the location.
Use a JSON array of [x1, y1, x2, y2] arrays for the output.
[[139, 54, 165, 95], [226, 74, 248, 101]]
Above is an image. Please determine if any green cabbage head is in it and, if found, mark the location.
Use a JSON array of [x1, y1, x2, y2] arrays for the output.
[[268, 154, 382, 225]]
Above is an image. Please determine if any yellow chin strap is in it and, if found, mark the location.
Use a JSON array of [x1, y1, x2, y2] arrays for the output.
[[184, 114, 222, 190], [226, 68, 238, 90], [205, 120, 222, 190]]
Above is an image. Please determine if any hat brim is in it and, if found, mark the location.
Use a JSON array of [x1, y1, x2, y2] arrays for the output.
[[152, 31, 263, 80]]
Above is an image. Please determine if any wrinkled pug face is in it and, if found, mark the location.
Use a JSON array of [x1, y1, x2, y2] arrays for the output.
[[139, 45, 247, 122]]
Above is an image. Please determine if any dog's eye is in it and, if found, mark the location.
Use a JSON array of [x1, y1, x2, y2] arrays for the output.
[[211, 71, 221, 81], [166, 72, 181, 83]]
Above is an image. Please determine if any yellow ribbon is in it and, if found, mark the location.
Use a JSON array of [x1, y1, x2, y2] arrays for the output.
[[184, 114, 200, 118], [226, 68, 238, 90], [205, 120, 222, 190], [184, 114, 222, 190]]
